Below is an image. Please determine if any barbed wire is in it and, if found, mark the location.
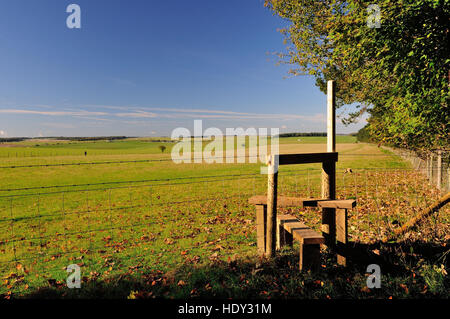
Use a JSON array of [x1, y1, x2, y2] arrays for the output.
[[0, 153, 406, 169], [0, 155, 260, 169], [0, 176, 262, 199], [0, 193, 252, 224], [0, 167, 428, 195], [0, 172, 261, 193]]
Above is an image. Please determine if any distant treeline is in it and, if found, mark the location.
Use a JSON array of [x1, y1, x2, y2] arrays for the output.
[[0, 136, 130, 143], [46, 136, 129, 141], [355, 125, 371, 143], [277, 132, 327, 137], [0, 138, 27, 143]]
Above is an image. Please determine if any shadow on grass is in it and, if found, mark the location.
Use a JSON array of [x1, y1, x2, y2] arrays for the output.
[[16, 240, 450, 299]]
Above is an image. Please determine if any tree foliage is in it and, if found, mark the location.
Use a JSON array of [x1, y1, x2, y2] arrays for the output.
[[265, 0, 449, 151], [356, 124, 371, 143]]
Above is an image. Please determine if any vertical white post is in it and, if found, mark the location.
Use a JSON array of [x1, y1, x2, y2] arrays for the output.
[[322, 79, 337, 198], [327, 80, 336, 153], [322, 80, 337, 249]]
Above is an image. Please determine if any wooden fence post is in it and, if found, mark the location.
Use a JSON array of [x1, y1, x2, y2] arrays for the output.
[[437, 151, 442, 191], [336, 208, 348, 266], [429, 153, 434, 184], [447, 167, 450, 192], [448, 168, 450, 193], [255, 204, 267, 256], [322, 80, 337, 249], [266, 155, 278, 258]]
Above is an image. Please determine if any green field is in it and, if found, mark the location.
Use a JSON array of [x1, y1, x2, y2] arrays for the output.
[[0, 137, 448, 299]]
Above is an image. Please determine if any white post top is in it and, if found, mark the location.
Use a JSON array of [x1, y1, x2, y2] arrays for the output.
[[266, 154, 279, 174], [327, 80, 336, 153]]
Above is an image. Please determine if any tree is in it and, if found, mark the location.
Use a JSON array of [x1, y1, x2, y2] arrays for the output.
[[356, 124, 371, 143], [265, 0, 449, 151], [159, 145, 167, 153]]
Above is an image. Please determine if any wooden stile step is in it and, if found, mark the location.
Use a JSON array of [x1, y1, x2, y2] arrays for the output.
[[292, 229, 325, 245], [249, 196, 355, 210], [276, 214, 324, 270], [277, 214, 324, 245]]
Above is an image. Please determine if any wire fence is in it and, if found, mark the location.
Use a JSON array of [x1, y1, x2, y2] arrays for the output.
[[0, 153, 398, 169], [383, 147, 450, 192], [1, 166, 448, 292]]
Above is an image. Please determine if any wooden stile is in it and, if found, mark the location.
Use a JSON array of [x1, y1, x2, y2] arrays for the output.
[[250, 79, 355, 269]]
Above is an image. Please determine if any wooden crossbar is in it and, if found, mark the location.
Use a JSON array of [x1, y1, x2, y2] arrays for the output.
[[279, 152, 338, 165], [317, 200, 356, 209], [249, 196, 321, 207]]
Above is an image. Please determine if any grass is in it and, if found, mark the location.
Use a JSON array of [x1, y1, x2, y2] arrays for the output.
[[274, 135, 357, 144], [0, 137, 448, 299], [0, 139, 176, 157], [0, 136, 356, 158]]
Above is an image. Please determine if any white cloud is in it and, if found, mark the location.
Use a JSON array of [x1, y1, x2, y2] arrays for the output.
[[98, 105, 327, 122], [0, 104, 334, 136], [0, 109, 107, 117], [115, 111, 158, 118], [41, 122, 76, 129], [0, 105, 327, 123]]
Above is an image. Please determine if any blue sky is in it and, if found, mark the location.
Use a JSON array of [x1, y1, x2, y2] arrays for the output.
[[0, 0, 366, 137]]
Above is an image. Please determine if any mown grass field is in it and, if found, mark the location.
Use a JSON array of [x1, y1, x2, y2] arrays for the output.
[[0, 137, 448, 299]]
